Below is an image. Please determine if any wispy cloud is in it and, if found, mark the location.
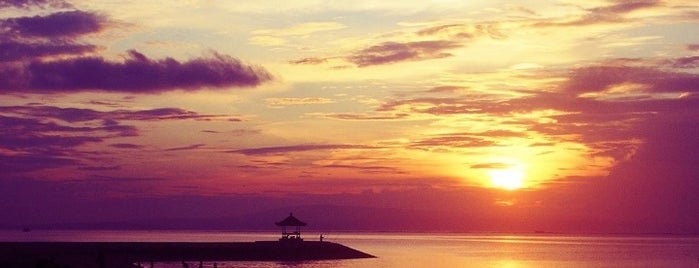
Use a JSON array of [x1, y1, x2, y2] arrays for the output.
[[164, 143, 206, 152], [264, 97, 335, 108], [288, 57, 328, 65], [320, 112, 410, 121], [0, 0, 71, 9], [408, 134, 496, 150], [288, 21, 507, 68], [470, 163, 510, 169], [0, 105, 237, 174], [230, 144, 377, 156], [533, 0, 662, 27], [249, 21, 346, 47], [348, 40, 461, 67], [564, 65, 699, 94], [109, 143, 143, 149], [0, 105, 231, 122]]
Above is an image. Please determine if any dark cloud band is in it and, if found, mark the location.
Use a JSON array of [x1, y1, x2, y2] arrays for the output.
[[0, 50, 273, 92]]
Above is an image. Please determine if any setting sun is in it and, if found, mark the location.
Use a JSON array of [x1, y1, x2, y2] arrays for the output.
[[488, 167, 526, 190]]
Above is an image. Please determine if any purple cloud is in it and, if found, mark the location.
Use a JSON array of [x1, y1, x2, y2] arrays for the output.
[[0, 104, 238, 173], [564, 65, 699, 94], [534, 0, 661, 27], [1, 10, 105, 38], [0, 114, 125, 173], [0, 9, 102, 63], [0, 115, 131, 149], [164, 143, 206, 151], [288, 57, 328, 65], [0, 50, 272, 92], [0, 153, 78, 173], [110, 143, 143, 149], [0, 0, 70, 9], [0, 41, 96, 62], [347, 41, 461, 67], [0, 3, 272, 93], [0, 105, 226, 122], [78, 165, 121, 171], [669, 56, 699, 69]]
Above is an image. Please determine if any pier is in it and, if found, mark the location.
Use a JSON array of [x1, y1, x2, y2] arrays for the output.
[[0, 241, 375, 267]]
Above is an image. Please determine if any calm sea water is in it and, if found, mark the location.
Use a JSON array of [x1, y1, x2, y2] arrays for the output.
[[2, 230, 699, 268]]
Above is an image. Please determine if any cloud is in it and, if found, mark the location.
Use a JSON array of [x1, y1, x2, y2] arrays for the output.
[[253, 22, 346, 37], [0, 153, 79, 173], [589, 0, 661, 15], [1, 10, 105, 38], [78, 165, 121, 171], [321, 112, 410, 120], [230, 144, 377, 156], [0, 0, 71, 9], [0, 114, 130, 173], [289, 22, 505, 68], [288, 57, 328, 65], [0, 9, 104, 63], [0, 50, 272, 93], [416, 23, 506, 39], [347, 40, 461, 67], [0, 3, 272, 93], [377, 97, 493, 115], [668, 56, 699, 69], [408, 134, 496, 150], [470, 163, 510, 169], [249, 22, 346, 47], [0, 114, 133, 149], [427, 86, 467, 93], [264, 97, 335, 107], [110, 143, 143, 149], [688, 44, 699, 51], [321, 164, 403, 174], [0, 105, 227, 122], [563, 65, 699, 94], [0, 41, 97, 62], [202, 129, 260, 136], [0, 104, 238, 173], [533, 0, 662, 27], [164, 143, 206, 151]]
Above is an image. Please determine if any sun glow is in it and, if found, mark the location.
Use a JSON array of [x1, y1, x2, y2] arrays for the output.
[[488, 166, 526, 190]]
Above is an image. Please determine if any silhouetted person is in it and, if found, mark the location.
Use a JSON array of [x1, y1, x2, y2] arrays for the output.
[[320, 234, 324, 242]]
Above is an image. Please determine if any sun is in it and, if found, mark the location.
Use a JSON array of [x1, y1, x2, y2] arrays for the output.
[[488, 167, 526, 190]]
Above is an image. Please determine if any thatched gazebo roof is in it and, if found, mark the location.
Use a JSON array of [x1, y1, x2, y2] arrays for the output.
[[275, 213, 307, 226]]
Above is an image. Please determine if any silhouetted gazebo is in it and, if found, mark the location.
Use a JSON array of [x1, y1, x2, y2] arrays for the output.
[[275, 213, 306, 241]]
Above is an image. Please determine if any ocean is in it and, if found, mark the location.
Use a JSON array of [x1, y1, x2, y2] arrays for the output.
[[2, 230, 699, 267]]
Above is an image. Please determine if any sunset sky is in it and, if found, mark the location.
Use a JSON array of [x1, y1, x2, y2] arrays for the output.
[[2, 0, 699, 233]]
